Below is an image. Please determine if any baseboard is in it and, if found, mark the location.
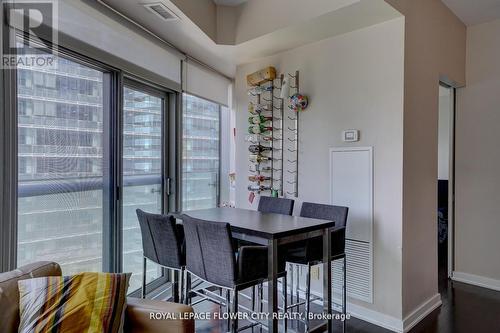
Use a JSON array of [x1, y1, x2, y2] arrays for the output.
[[308, 290, 403, 332], [305, 291, 440, 333], [452, 271, 500, 292], [402, 293, 441, 333], [348, 302, 404, 332]]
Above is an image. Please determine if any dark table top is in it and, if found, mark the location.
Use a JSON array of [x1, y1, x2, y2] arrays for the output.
[[179, 207, 335, 240]]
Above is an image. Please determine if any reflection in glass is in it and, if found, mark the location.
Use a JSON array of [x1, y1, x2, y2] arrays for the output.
[[122, 87, 163, 292], [182, 94, 220, 210], [17, 45, 105, 275]]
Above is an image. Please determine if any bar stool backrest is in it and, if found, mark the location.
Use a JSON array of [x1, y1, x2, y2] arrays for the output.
[[182, 215, 236, 288], [300, 202, 348, 228], [258, 196, 295, 215], [136, 209, 185, 269], [300, 202, 349, 256]]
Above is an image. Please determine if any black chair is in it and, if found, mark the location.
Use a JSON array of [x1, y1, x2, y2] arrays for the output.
[[136, 209, 185, 302], [182, 214, 287, 333], [255, 196, 295, 314], [258, 196, 295, 215], [286, 202, 349, 332]]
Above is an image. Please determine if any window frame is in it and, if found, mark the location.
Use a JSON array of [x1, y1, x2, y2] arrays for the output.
[[121, 77, 171, 295], [11, 32, 120, 274]]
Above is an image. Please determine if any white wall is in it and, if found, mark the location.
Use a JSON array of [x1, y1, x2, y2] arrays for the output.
[[234, 18, 405, 321], [454, 18, 500, 290]]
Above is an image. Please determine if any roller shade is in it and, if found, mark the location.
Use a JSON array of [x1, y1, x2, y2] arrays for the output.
[[8, 0, 183, 91], [59, 1, 182, 90], [184, 60, 232, 106]]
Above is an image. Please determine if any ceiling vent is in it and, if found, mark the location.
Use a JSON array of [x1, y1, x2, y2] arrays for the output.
[[143, 2, 180, 22]]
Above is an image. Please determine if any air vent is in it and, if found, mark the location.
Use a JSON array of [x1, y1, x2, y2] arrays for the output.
[[143, 2, 180, 22]]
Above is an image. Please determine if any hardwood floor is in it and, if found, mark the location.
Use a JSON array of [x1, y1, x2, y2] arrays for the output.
[[410, 279, 500, 333], [179, 243, 500, 332], [189, 258, 500, 332], [409, 241, 500, 333]]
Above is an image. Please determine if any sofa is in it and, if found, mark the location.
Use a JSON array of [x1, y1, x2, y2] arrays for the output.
[[0, 261, 195, 333]]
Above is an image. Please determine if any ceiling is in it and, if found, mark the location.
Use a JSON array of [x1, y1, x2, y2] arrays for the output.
[[442, 0, 500, 26], [99, 0, 401, 77], [212, 0, 248, 6]]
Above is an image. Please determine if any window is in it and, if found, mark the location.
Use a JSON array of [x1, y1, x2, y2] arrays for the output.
[[182, 94, 220, 210], [8, 34, 176, 296], [17, 44, 108, 275]]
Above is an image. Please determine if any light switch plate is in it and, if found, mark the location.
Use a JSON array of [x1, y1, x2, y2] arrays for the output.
[[342, 129, 359, 142]]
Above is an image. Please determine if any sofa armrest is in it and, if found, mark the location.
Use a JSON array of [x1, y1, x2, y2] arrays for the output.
[[125, 297, 195, 333]]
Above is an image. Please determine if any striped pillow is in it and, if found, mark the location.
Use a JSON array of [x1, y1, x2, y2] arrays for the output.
[[18, 272, 130, 333]]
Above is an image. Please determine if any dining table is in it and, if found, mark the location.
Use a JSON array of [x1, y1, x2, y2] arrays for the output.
[[180, 207, 336, 333]]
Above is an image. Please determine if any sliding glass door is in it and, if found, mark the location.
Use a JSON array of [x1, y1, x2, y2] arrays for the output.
[[15, 39, 171, 294], [122, 82, 167, 292], [17, 43, 109, 274]]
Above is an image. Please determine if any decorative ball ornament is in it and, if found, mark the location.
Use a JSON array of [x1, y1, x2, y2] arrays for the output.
[[289, 93, 308, 112]]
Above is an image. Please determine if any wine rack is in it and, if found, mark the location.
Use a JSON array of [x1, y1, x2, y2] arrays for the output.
[[246, 70, 284, 198], [285, 71, 299, 197]]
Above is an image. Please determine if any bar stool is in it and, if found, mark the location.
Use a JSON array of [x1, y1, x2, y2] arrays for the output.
[[182, 214, 288, 333], [244, 195, 295, 317], [136, 209, 185, 302], [286, 203, 349, 332]]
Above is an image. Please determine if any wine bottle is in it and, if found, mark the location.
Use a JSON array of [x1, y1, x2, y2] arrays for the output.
[[255, 104, 271, 112], [248, 115, 273, 124], [248, 125, 272, 134], [260, 136, 273, 142], [251, 165, 272, 172], [248, 103, 271, 115], [249, 175, 271, 182], [247, 86, 272, 96], [248, 185, 272, 192], [248, 103, 255, 114], [245, 135, 273, 142], [248, 145, 272, 154], [249, 155, 271, 163]]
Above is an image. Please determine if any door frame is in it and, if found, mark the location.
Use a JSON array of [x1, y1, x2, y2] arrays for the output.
[[121, 77, 174, 295], [439, 82, 456, 278]]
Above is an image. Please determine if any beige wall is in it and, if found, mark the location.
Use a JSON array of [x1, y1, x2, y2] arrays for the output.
[[454, 18, 500, 287], [226, 0, 359, 44], [384, 0, 466, 317], [234, 18, 405, 321], [170, 0, 217, 40]]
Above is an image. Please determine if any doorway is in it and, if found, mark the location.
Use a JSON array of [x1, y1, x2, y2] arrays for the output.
[[437, 84, 455, 287]]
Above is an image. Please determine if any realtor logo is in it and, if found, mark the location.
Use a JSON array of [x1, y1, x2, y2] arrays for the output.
[[2, 0, 58, 69]]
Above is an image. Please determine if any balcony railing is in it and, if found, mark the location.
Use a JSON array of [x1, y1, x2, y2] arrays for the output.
[[18, 175, 164, 291]]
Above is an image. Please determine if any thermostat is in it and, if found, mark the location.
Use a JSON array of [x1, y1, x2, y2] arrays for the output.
[[342, 130, 359, 142]]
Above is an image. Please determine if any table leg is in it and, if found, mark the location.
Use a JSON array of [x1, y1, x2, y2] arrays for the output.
[[323, 228, 332, 333], [267, 238, 278, 333]]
